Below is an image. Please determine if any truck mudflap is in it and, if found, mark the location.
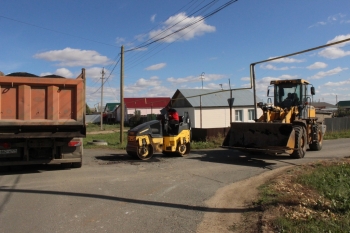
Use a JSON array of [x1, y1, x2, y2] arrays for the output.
[[222, 122, 295, 154]]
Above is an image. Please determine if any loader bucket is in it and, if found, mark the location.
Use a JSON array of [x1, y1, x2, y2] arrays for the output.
[[222, 122, 295, 153]]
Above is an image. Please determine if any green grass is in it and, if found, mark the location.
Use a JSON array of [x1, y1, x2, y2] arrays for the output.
[[86, 123, 129, 132], [298, 163, 350, 213], [324, 129, 350, 140], [257, 161, 350, 233], [84, 132, 128, 150]]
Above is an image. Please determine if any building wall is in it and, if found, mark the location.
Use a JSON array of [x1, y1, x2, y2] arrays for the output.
[[174, 107, 262, 128], [126, 108, 163, 116]]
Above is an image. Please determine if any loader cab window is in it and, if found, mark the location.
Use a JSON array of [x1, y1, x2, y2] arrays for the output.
[[275, 84, 302, 108]]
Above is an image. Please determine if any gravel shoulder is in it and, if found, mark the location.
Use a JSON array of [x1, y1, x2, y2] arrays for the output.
[[197, 166, 293, 233]]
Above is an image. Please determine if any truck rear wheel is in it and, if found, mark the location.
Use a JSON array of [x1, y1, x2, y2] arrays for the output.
[[72, 162, 82, 168], [291, 125, 307, 159], [309, 124, 323, 151]]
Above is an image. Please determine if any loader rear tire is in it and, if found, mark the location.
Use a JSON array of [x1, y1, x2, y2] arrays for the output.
[[291, 125, 307, 159], [309, 124, 323, 151]]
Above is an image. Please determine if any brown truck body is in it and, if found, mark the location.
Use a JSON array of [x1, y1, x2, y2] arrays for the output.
[[0, 69, 86, 168]]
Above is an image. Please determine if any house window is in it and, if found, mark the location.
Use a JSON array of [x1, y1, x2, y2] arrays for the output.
[[235, 110, 243, 121], [248, 109, 255, 121]]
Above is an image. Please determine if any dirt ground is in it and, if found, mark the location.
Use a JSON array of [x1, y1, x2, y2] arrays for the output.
[[196, 166, 292, 233]]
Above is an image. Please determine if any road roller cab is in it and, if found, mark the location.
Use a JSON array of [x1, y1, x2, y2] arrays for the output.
[[126, 111, 191, 160]]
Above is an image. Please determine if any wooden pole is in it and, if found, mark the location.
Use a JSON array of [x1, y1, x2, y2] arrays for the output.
[[120, 46, 124, 143]]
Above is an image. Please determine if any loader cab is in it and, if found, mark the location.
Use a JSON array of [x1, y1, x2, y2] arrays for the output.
[[270, 79, 314, 108]]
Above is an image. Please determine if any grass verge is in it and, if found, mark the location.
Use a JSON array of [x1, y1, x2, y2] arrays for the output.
[[324, 129, 350, 140], [83, 127, 349, 151], [253, 159, 350, 232]]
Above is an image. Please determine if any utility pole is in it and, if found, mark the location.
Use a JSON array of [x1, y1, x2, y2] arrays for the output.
[[100, 68, 105, 130], [200, 72, 205, 89], [229, 79, 232, 123], [120, 46, 124, 143]]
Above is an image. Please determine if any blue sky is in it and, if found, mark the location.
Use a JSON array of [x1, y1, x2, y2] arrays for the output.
[[1, 0, 350, 107]]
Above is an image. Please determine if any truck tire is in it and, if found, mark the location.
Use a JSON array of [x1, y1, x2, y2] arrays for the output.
[[72, 162, 82, 168], [61, 163, 72, 169], [291, 125, 307, 159], [309, 124, 323, 151]]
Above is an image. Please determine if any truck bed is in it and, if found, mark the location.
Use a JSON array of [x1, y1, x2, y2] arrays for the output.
[[0, 71, 86, 138]]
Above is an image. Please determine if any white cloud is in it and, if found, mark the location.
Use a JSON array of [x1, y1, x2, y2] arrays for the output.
[[124, 76, 162, 95], [307, 62, 328, 70], [309, 13, 346, 28], [327, 34, 350, 47], [145, 63, 166, 71], [319, 47, 350, 59], [116, 37, 125, 45], [85, 67, 112, 82], [34, 48, 111, 67], [167, 73, 225, 84], [309, 67, 348, 80], [39, 68, 73, 78], [243, 75, 299, 94], [55, 68, 73, 78], [318, 34, 350, 59], [260, 64, 289, 70], [268, 57, 305, 63], [323, 78, 350, 87], [148, 12, 215, 43], [241, 77, 250, 81], [150, 14, 156, 23]]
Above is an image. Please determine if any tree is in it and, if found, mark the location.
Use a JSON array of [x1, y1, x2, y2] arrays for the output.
[[86, 103, 91, 115]]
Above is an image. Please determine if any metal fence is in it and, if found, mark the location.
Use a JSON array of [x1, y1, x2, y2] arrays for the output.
[[324, 117, 350, 133]]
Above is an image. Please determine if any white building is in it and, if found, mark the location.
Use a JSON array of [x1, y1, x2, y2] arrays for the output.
[[170, 89, 263, 128]]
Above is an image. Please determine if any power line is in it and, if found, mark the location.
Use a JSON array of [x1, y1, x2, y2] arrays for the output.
[[0, 15, 119, 48], [92, 56, 121, 94], [125, 0, 238, 52]]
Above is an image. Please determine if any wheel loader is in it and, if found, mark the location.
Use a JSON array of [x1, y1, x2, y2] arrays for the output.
[[222, 79, 326, 158], [126, 111, 191, 160]]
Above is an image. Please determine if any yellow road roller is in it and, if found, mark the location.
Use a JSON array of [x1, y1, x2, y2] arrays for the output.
[[126, 112, 191, 160]]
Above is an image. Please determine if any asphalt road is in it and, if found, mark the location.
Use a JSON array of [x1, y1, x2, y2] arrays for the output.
[[1, 138, 349, 233]]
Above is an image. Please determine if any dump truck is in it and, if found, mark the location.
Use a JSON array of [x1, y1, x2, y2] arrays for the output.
[[222, 78, 326, 158], [0, 69, 86, 168], [126, 111, 191, 160]]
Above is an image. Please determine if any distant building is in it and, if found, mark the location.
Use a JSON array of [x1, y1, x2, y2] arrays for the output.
[[337, 100, 350, 110], [311, 101, 336, 110], [170, 89, 263, 128], [124, 97, 171, 116], [100, 97, 171, 123]]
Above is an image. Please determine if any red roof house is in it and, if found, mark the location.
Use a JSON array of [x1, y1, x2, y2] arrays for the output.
[[124, 97, 170, 116]]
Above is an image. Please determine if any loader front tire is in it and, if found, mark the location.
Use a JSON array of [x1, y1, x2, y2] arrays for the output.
[[309, 124, 323, 151], [291, 125, 307, 159]]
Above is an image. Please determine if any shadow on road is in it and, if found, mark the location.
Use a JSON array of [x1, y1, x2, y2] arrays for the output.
[[0, 188, 260, 214], [95, 153, 162, 164], [0, 164, 78, 175], [188, 149, 301, 169]]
